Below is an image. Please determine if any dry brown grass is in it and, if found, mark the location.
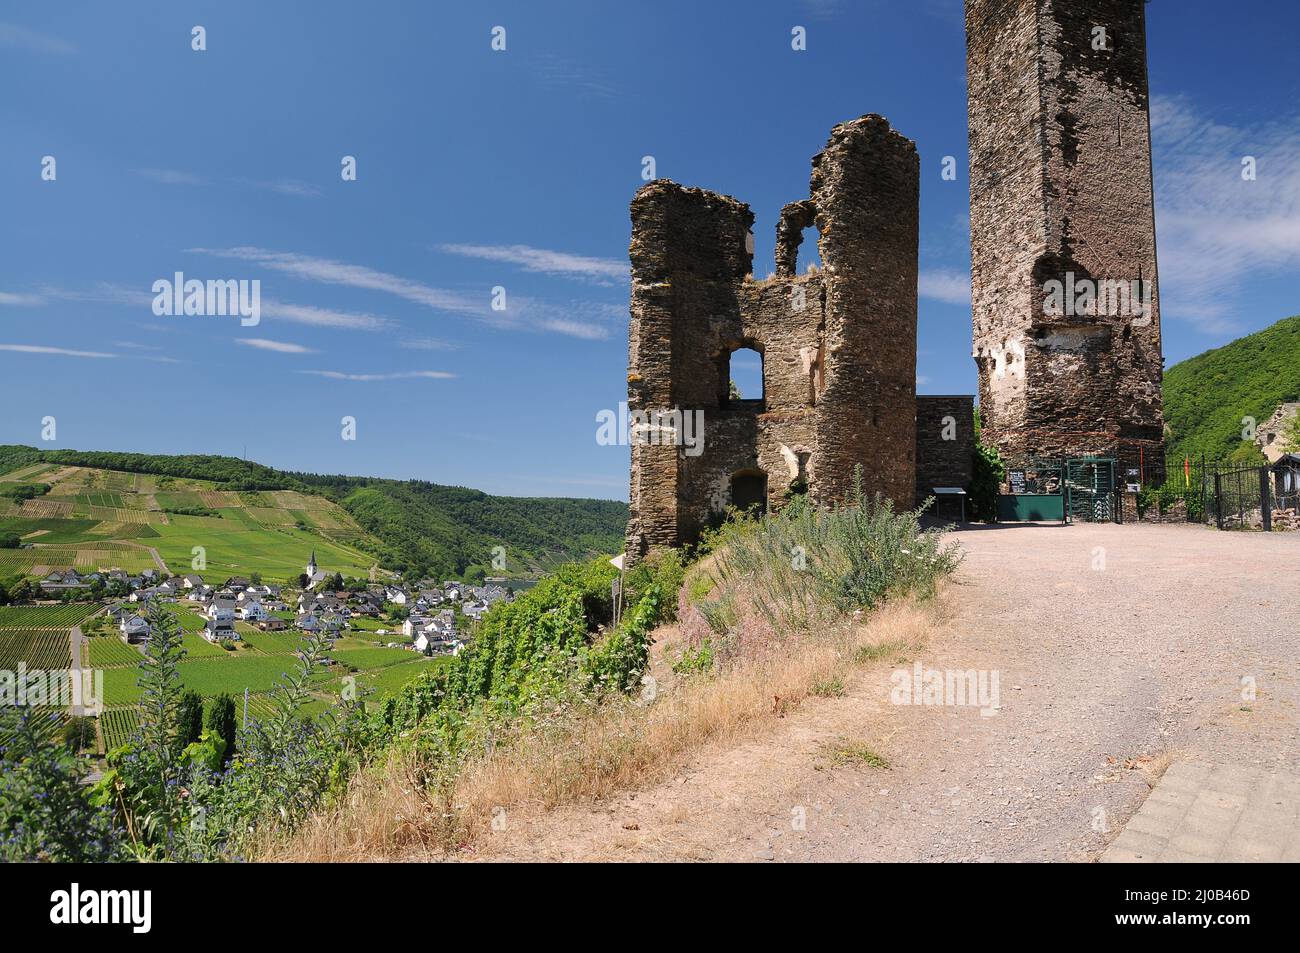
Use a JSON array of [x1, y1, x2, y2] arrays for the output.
[[265, 587, 946, 862]]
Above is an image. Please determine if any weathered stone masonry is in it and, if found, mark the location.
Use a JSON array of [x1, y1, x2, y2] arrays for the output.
[[966, 0, 1164, 467], [625, 115, 921, 562], [916, 396, 976, 505]]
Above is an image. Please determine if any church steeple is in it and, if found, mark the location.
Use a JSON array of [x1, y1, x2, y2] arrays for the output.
[[306, 550, 317, 577]]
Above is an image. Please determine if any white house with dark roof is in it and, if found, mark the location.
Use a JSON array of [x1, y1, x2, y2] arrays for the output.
[[120, 614, 150, 643]]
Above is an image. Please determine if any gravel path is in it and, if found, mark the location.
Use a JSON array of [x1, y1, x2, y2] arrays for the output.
[[479, 523, 1300, 862]]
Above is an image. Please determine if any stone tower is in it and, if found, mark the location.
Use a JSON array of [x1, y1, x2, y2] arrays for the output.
[[624, 115, 920, 563], [966, 0, 1164, 466]]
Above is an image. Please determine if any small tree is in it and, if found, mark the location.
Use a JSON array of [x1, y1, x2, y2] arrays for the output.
[[134, 599, 188, 841], [176, 690, 204, 751], [205, 693, 237, 764]]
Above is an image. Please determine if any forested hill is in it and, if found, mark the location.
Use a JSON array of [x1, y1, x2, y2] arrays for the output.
[[0, 445, 627, 581], [1163, 314, 1300, 462]]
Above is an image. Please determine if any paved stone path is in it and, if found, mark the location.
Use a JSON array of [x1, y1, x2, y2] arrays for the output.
[[1102, 761, 1300, 862]]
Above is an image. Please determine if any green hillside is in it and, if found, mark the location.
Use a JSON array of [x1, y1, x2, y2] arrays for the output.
[[1163, 315, 1300, 462], [0, 446, 627, 583]]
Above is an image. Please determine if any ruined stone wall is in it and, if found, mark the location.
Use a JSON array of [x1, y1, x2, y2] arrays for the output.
[[916, 396, 976, 505], [625, 115, 920, 562], [966, 0, 1164, 465]]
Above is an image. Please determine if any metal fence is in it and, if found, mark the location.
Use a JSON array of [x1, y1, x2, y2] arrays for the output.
[[1120, 456, 1279, 530], [1207, 464, 1273, 531], [998, 454, 1284, 531]]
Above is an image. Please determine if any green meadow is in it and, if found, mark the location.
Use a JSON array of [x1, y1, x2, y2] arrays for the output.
[[151, 515, 374, 581], [0, 464, 381, 582]]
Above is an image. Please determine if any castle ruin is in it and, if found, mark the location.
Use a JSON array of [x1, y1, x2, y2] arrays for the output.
[[624, 0, 1166, 560], [624, 116, 941, 562], [966, 0, 1165, 466]]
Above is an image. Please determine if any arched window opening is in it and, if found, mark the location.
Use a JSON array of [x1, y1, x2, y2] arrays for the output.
[[718, 344, 765, 410], [730, 470, 768, 515]]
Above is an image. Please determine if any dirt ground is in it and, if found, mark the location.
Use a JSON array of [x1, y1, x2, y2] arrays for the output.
[[474, 523, 1300, 862]]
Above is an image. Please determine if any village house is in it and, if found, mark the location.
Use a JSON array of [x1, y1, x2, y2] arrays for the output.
[[203, 615, 238, 643], [237, 600, 268, 622], [120, 613, 150, 643], [39, 569, 86, 592], [207, 599, 237, 623]]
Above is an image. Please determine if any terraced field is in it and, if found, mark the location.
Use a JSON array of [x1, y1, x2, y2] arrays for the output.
[[100, 655, 302, 705], [0, 708, 68, 750], [99, 707, 139, 751], [0, 629, 71, 669], [86, 636, 145, 668], [0, 603, 97, 627], [0, 464, 382, 583]]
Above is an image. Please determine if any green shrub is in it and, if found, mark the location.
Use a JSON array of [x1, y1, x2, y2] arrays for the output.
[[969, 442, 1004, 523], [0, 708, 126, 862], [673, 638, 715, 676], [707, 467, 961, 635]]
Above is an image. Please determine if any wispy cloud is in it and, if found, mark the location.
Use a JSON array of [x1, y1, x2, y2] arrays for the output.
[[0, 291, 45, 306], [236, 177, 322, 198], [800, 0, 844, 19], [0, 22, 75, 55], [260, 300, 395, 332], [190, 246, 618, 339], [0, 344, 115, 358], [918, 268, 971, 306], [501, 299, 623, 340], [136, 169, 321, 198], [113, 341, 162, 351], [531, 54, 618, 100], [298, 369, 455, 382], [235, 338, 318, 354], [137, 168, 207, 187], [39, 283, 391, 333], [436, 242, 628, 284], [40, 284, 155, 309], [532, 318, 609, 340], [400, 336, 459, 351], [189, 247, 485, 316], [1151, 94, 1300, 333]]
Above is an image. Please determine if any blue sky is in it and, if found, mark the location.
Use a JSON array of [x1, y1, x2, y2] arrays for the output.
[[2, 1, 1297, 499]]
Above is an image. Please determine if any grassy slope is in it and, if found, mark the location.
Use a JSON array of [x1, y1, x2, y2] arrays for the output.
[[0, 461, 379, 582], [0, 445, 627, 581], [1164, 315, 1300, 461]]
